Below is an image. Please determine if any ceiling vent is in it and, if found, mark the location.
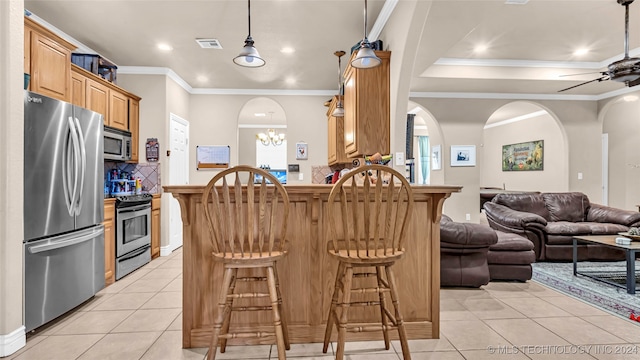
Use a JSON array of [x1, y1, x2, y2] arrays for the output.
[[505, 0, 529, 4], [196, 38, 223, 49]]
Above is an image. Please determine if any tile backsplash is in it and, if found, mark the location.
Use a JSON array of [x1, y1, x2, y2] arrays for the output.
[[105, 161, 161, 195]]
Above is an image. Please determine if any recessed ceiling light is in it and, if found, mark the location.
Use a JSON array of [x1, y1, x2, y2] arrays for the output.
[[157, 43, 173, 51], [254, 113, 266, 117], [281, 47, 295, 54], [474, 44, 488, 53], [285, 77, 296, 85], [624, 95, 638, 102], [573, 48, 589, 56], [196, 75, 208, 83]]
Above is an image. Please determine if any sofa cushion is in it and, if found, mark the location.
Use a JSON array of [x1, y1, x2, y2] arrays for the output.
[[487, 250, 535, 265], [544, 221, 591, 236], [440, 215, 498, 247], [492, 193, 550, 220], [581, 222, 628, 235], [542, 192, 589, 222], [491, 231, 534, 251]]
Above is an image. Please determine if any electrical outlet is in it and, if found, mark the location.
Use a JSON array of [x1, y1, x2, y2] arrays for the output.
[[465, 213, 471, 221], [395, 152, 404, 166]]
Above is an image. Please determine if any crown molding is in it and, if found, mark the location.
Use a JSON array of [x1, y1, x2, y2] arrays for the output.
[[369, 0, 398, 41]]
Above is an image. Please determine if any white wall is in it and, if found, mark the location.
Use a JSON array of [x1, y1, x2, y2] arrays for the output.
[[0, 0, 26, 355]]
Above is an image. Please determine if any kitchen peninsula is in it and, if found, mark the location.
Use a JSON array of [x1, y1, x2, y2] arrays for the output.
[[164, 184, 461, 348]]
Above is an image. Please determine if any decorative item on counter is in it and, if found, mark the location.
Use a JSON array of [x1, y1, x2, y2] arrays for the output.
[[364, 152, 392, 165], [146, 138, 159, 162], [135, 178, 142, 194]]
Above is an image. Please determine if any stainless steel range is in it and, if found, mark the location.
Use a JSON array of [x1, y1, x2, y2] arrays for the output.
[[115, 193, 152, 280]]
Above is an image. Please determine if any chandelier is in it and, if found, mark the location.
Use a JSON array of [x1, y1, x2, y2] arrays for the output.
[[257, 128, 285, 146]]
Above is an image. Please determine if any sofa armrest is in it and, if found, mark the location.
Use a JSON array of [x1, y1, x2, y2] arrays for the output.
[[483, 202, 547, 229], [440, 220, 498, 247], [587, 203, 640, 227]]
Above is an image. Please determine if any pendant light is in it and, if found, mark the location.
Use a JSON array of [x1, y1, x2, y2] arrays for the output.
[[351, 0, 381, 69], [233, 0, 265, 67], [332, 51, 346, 117]]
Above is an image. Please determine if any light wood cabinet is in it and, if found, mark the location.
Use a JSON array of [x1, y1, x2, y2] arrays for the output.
[[71, 65, 141, 161], [103, 199, 116, 286], [128, 98, 140, 163], [343, 50, 391, 158], [109, 90, 129, 131], [327, 95, 350, 165], [151, 195, 161, 259], [70, 70, 86, 107], [24, 17, 75, 102], [86, 77, 109, 121]]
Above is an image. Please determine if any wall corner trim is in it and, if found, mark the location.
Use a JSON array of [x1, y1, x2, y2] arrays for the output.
[[0, 326, 26, 357]]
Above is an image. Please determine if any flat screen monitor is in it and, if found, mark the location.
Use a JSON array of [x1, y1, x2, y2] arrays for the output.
[[254, 169, 287, 184]]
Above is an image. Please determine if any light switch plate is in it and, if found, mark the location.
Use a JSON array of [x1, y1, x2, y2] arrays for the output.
[[395, 152, 404, 166], [298, 173, 303, 181]]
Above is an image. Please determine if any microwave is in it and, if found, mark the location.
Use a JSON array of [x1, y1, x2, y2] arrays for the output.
[[103, 126, 132, 161]]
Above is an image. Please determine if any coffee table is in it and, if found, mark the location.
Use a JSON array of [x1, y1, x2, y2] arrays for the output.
[[572, 235, 640, 294]]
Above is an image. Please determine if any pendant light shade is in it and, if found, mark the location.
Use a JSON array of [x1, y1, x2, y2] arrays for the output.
[[352, 0, 381, 69], [332, 50, 346, 117], [234, 0, 265, 68]]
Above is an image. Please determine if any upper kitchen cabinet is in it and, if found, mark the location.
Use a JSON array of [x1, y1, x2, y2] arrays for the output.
[[343, 50, 390, 158], [85, 76, 109, 120], [128, 98, 140, 163], [109, 89, 128, 130], [327, 95, 350, 166], [24, 16, 76, 102]]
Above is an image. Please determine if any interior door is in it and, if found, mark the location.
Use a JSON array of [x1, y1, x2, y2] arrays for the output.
[[169, 113, 189, 252]]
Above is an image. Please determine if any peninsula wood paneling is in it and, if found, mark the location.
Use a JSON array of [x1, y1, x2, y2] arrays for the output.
[[164, 184, 460, 348]]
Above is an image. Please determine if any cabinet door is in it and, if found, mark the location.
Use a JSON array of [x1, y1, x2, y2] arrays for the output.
[[104, 201, 115, 286], [151, 196, 161, 259], [327, 95, 349, 165], [86, 78, 109, 125], [109, 90, 129, 131], [128, 98, 140, 163], [70, 70, 86, 107], [24, 27, 31, 78], [343, 70, 357, 155], [30, 31, 71, 102]]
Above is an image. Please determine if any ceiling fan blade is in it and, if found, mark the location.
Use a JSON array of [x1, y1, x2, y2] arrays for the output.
[[558, 71, 607, 78], [557, 76, 609, 92], [627, 77, 640, 87]]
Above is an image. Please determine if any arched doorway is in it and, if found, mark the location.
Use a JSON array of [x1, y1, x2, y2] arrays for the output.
[[482, 101, 568, 192], [237, 97, 288, 179]]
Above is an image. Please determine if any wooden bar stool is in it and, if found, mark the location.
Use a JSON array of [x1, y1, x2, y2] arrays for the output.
[[322, 164, 414, 360], [202, 166, 291, 360]]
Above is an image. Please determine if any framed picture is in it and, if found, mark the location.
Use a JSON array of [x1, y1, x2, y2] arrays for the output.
[[296, 142, 308, 160], [502, 140, 543, 171], [450, 145, 476, 167], [431, 144, 441, 170]]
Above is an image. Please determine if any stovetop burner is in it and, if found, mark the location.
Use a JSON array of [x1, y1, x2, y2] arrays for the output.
[[115, 193, 153, 207]]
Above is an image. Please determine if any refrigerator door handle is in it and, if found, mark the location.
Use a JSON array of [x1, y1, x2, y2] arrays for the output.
[[27, 226, 105, 254], [73, 116, 87, 215], [67, 116, 81, 216], [61, 117, 74, 216]]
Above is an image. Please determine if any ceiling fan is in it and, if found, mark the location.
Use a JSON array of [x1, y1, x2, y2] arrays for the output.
[[559, 0, 640, 92]]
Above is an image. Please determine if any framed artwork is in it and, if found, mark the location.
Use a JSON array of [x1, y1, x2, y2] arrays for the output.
[[431, 144, 441, 170], [296, 142, 308, 160], [450, 145, 476, 167], [502, 140, 544, 171]]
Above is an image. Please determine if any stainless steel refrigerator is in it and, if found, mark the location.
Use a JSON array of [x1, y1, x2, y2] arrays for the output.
[[23, 90, 105, 332]]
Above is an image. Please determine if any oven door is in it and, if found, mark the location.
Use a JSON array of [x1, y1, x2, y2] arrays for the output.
[[116, 204, 151, 257]]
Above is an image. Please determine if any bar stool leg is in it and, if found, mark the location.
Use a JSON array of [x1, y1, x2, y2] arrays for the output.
[[323, 261, 345, 353], [376, 266, 390, 350], [267, 265, 287, 360], [385, 265, 411, 360], [219, 268, 238, 352], [273, 265, 290, 350], [335, 265, 354, 360], [207, 267, 234, 360]]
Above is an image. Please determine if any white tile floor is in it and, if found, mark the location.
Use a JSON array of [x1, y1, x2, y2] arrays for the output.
[[7, 247, 640, 360]]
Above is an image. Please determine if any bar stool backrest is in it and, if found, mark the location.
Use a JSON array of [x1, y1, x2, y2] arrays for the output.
[[202, 165, 290, 259], [327, 164, 414, 259]]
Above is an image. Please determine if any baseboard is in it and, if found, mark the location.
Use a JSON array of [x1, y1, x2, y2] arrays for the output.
[[0, 326, 26, 357]]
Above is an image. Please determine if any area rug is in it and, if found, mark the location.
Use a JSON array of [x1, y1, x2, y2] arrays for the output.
[[532, 261, 640, 319]]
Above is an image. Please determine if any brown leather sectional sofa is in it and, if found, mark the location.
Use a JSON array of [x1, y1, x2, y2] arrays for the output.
[[483, 192, 640, 261], [440, 215, 535, 287]]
